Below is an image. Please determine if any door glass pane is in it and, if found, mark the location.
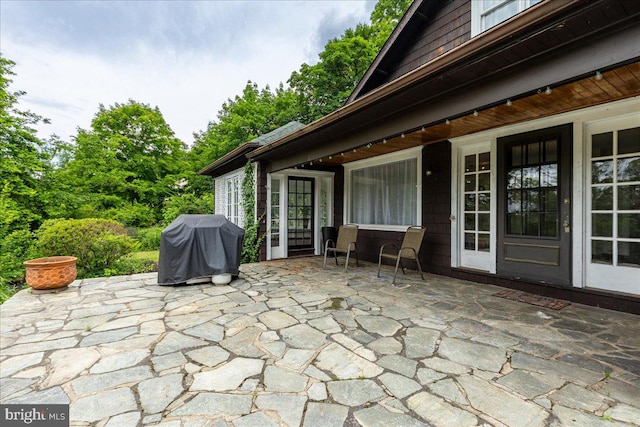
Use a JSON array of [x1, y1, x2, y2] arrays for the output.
[[592, 160, 614, 183], [617, 157, 640, 182], [522, 167, 539, 188], [592, 186, 613, 210], [478, 173, 490, 191], [465, 194, 476, 210], [478, 213, 490, 231], [540, 164, 557, 187], [544, 139, 557, 163], [507, 213, 522, 235], [527, 142, 540, 164], [592, 132, 613, 157], [507, 169, 522, 189], [478, 194, 490, 211], [592, 214, 613, 237], [618, 185, 640, 210], [592, 240, 613, 264], [479, 153, 490, 171], [511, 145, 522, 167], [618, 214, 640, 238], [464, 233, 475, 250], [618, 127, 640, 155], [543, 189, 558, 212], [465, 214, 475, 231], [465, 155, 476, 172], [618, 241, 640, 266], [541, 213, 557, 237], [507, 190, 521, 213], [478, 234, 490, 252], [465, 175, 476, 192]]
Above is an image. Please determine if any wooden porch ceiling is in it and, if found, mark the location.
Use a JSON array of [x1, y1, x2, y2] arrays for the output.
[[303, 61, 640, 168]]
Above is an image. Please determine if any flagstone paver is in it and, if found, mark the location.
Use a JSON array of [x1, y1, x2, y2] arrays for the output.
[[1, 258, 639, 426]]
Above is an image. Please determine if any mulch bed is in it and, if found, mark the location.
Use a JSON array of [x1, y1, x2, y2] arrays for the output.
[[493, 289, 571, 310]]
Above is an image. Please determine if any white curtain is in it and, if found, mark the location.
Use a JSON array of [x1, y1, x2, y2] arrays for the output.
[[351, 158, 417, 225]]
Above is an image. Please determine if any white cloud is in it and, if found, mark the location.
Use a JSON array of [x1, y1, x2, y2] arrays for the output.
[[1, 1, 375, 145]]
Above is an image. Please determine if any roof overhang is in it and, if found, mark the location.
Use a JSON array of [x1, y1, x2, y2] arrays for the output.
[[198, 142, 258, 177], [248, 0, 640, 172]]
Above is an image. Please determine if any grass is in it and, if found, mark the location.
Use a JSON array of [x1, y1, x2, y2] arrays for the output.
[[132, 250, 159, 261]]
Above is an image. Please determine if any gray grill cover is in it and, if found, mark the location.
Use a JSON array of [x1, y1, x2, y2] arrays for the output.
[[158, 215, 244, 285]]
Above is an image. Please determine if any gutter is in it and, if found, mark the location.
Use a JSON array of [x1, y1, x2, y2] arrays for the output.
[[248, 0, 582, 160]]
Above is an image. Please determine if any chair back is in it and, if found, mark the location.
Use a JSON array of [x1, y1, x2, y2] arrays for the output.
[[336, 224, 358, 250], [400, 226, 426, 259]]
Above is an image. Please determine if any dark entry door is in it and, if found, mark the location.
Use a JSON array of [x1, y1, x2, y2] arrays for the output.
[[497, 124, 572, 285], [287, 177, 314, 254]]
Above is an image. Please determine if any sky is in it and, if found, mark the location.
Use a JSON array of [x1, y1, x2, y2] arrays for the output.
[[0, 0, 376, 146]]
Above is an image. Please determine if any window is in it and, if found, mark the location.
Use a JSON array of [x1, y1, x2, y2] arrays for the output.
[[226, 176, 240, 225], [463, 152, 491, 252], [345, 148, 421, 229], [471, 0, 542, 37], [590, 127, 640, 267]]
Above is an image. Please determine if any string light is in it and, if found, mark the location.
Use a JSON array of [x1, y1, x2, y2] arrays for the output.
[[506, 99, 512, 106], [445, 119, 450, 125], [421, 126, 425, 132], [401, 133, 405, 138], [383, 138, 387, 144], [473, 110, 478, 117], [595, 71, 603, 81], [328, 155, 332, 160], [545, 86, 552, 95]]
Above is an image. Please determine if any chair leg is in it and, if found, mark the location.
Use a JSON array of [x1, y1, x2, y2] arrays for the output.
[[377, 255, 383, 277], [323, 249, 329, 269], [392, 256, 402, 284], [344, 248, 351, 273], [415, 257, 425, 280]]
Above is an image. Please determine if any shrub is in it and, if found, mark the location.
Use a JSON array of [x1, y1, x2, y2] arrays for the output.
[[0, 228, 36, 302], [136, 227, 164, 251], [103, 256, 158, 277], [36, 218, 137, 277], [162, 193, 212, 226], [104, 203, 158, 228]]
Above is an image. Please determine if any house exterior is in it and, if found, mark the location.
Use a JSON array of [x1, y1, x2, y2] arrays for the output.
[[199, 121, 306, 228], [205, 0, 640, 313]]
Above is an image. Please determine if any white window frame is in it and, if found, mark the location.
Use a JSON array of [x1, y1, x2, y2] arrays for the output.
[[344, 147, 422, 231], [471, 0, 542, 37], [225, 175, 241, 226]]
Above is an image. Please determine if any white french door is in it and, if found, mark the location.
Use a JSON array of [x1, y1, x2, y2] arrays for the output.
[[585, 114, 640, 294], [459, 144, 495, 271]]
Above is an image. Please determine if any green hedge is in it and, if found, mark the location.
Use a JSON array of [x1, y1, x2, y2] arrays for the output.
[[36, 218, 137, 277]]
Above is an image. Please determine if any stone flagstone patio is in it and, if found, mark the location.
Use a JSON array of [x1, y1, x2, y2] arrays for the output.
[[1, 257, 639, 426]]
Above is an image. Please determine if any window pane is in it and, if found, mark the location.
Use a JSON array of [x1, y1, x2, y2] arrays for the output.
[[592, 186, 613, 211], [541, 213, 557, 237], [540, 164, 557, 187], [507, 169, 522, 189], [545, 139, 557, 163], [592, 214, 613, 237], [465, 155, 476, 172], [592, 240, 613, 264], [592, 132, 613, 157], [527, 142, 540, 164], [464, 233, 476, 250], [350, 158, 417, 225], [543, 189, 558, 212], [618, 214, 640, 238], [617, 157, 640, 182], [618, 241, 640, 267], [524, 190, 539, 212], [592, 160, 614, 184], [478, 194, 490, 211], [465, 213, 475, 231], [618, 127, 640, 155], [618, 185, 640, 210], [510, 145, 522, 167], [465, 174, 476, 192], [525, 213, 540, 235], [478, 173, 490, 191], [483, 0, 518, 29], [522, 166, 539, 188], [479, 152, 490, 171], [507, 190, 521, 213], [478, 234, 490, 252], [507, 213, 522, 235], [478, 213, 490, 231], [465, 194, 476, 211]]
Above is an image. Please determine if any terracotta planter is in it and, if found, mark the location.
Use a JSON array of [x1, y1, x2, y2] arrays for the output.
[[24, 256, 78, 293]]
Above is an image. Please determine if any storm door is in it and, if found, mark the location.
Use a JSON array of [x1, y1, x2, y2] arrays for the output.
[[287, 177, 314, 255], [497, 125, 572, 285]]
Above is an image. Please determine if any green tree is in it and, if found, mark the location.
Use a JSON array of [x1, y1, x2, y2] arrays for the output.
[[59, 100, 190, 226], [0, 55, 50, 238]]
